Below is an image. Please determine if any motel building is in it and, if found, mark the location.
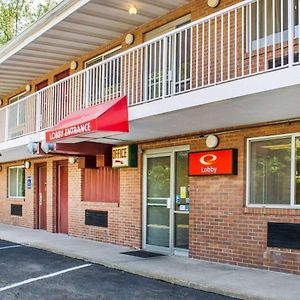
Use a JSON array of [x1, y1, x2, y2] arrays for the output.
[[2, 0, 300, 275]]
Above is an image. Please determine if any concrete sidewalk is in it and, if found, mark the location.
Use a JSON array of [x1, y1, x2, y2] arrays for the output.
[[0, 224, 298, 300]]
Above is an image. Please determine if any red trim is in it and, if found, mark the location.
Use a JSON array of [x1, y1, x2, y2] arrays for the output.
[[45, 96, 128, 143]]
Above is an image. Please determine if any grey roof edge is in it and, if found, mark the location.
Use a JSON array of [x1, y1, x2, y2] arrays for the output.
[[0, 0, 91, 65]]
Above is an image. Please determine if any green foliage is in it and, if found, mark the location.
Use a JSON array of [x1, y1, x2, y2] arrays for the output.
[[0, 0, 60, 46]]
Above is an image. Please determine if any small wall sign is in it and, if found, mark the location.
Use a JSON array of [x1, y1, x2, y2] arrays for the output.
[[112, 145, 137, 168], [27, 176, 32, 190], [189, 149, 238, 176]]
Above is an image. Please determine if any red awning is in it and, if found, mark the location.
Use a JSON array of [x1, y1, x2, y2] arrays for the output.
[[45, 96, 128, 143]]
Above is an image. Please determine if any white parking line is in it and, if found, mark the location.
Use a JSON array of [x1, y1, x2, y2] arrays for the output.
[[0, 263, 92, 292], [0, 245, 21, 250]]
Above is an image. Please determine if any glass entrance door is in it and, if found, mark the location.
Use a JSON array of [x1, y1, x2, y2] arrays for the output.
[[144, 149, 189, 254], [146, 155, 171, 250]]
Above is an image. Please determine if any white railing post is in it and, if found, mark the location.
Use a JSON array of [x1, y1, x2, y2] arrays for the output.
[[162, 36, 168, 99], [288, 0, 294, 67], [36, 94, 41, 133], [4, 108, 9, 141]]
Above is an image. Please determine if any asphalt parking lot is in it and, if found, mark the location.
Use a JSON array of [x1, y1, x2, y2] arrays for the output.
[[0, 239, 237, 300]]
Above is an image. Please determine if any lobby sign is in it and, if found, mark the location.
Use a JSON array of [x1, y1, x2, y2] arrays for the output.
[[112, 145, 137, 168], [189, 149, 238, 176], [46, 121, 93, 142]]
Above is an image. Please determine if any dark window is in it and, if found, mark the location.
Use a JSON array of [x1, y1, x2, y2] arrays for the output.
[[268, 222, 300, 249], [85, 210, 108, 227], [11, 204, 22, 216]]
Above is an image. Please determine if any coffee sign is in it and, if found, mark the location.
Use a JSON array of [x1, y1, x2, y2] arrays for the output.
[[112, 145, 137, 168], [189, 149, 238, 176]]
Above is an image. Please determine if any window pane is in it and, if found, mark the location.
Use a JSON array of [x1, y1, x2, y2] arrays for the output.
[[250, 0, 298, 49], [17, 168, 25, 197], [9, 168, 18, 197], [249, 138, 291, 205]]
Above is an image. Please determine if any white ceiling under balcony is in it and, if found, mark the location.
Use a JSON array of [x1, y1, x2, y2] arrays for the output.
[[0, 0, 190, 98]]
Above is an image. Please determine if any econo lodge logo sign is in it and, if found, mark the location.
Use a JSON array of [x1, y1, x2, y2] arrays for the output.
[[188, 149, 238, 176]]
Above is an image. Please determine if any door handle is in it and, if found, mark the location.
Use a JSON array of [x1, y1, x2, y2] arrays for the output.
[[39, 193, 43, 206], [166, 198, 171, 209]]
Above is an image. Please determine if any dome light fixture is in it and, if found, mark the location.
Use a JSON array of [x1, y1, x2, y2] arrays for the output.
[[24, 161, 31, 169], [68, 157, 78, 164], [125, 33, 135, 45], [208, 0, 220, 8], [25, 84, 32, 92], [70, 60, 78, 70], [206, 135, 219, 148], [129, 6, 137, 15]]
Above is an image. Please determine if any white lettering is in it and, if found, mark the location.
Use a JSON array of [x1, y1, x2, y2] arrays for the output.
[[49, 122, 92, 141], [201, 167, 217, 174]]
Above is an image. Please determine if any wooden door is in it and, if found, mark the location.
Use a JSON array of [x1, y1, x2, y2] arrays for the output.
[[57, 163, 68, 234], [38, 165, 47, 230]]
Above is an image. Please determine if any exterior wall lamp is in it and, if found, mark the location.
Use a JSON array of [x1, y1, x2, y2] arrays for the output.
[[206, 135, 219, 148], [208, 0, 220, 8], [68, 157, 78, 164], [24, 161, 31, 169], [25, 84, 32, 92], [125, 33, 135, 45], [70, 61, 78, 70]]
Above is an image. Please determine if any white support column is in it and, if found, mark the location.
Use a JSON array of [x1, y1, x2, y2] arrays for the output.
[[35, 94, 41, 133], [4, 108, 9, 141], [288, 0, 294, 67], [162, 36, 168, 99]]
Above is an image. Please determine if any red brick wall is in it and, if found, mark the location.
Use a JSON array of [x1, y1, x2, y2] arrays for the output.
[[2, 121, 300, 274], [138, 121, 300, 275], [67, 150, 142, 249]]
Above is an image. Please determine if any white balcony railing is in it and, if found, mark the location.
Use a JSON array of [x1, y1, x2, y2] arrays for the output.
[[1, 0, 300, 144]]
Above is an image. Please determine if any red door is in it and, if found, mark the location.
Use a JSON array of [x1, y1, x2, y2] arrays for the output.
[[57, 163, 68, 234], [38, 165, 47, 230]]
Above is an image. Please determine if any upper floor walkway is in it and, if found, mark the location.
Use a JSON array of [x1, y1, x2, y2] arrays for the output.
[[1, 0, 300, 160]]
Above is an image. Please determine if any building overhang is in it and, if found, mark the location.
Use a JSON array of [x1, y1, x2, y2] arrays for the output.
[[0, 0, 190, 98]]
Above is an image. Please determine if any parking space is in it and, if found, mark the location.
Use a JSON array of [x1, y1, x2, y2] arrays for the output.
[[0, 240, 20, 249], [0, 240, 237, 300]]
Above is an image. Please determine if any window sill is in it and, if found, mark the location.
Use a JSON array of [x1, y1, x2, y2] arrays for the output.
[[7, 197, 25, 201], [81, 200, 119, 207], [244, 207, 300, 216]]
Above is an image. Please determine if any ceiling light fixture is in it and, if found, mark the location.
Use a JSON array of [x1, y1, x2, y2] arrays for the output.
[[129, 6, 137, 15]]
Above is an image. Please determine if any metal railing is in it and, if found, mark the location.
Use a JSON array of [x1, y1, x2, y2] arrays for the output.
[[0, 0, 299, 143]]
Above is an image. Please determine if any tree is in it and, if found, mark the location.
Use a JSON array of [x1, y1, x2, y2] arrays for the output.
[[0, 0, 60, 46]]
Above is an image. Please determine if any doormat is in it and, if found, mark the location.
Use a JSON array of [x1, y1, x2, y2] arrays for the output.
[[121, 250, 165, 258]]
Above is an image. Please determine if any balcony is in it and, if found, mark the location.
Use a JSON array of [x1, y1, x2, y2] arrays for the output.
[[1, 0, 300, 154]]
